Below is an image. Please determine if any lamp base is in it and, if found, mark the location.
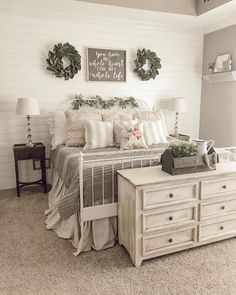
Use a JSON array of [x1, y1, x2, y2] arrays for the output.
[[25, 115, 35, 147], [25, 140, 35, 148], [173, 112, 179, 137]]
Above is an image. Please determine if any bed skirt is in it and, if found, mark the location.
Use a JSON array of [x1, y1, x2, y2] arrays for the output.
[[45, 171, 117, 255]]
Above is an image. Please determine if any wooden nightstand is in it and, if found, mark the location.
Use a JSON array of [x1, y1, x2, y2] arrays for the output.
[[13, 143, 47, 197]]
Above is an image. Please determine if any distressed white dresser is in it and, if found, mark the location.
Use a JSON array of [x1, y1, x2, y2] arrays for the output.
[[118, 161, 236, 267]]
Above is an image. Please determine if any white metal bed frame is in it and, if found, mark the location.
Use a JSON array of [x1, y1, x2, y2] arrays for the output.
[[78, 145, 236, 244]]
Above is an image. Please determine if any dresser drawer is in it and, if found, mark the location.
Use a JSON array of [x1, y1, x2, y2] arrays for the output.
[[142, 183, 198, 210], [200, 218, 236, 241], [142, 227, 196, 256], [142, 205, 197, 234], [202, 177, 236, 199], [201, 198, 236, 220]]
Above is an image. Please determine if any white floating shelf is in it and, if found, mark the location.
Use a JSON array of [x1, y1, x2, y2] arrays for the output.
[[203, 71, 236, 83]]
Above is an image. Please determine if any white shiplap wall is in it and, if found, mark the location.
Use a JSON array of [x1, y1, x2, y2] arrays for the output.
[[0, 2, 203, 190]]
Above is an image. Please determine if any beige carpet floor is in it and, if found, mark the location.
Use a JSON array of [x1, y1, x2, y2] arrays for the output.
[[1, 188, 236, 295]]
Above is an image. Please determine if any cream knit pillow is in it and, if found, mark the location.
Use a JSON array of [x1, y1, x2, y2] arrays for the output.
[[65, 110, 102, 147], [102, 111, 133, 121]]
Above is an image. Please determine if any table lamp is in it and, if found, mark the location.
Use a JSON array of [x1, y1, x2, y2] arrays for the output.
[[15, 98, 40, 147], [169, 98, 187, 137]]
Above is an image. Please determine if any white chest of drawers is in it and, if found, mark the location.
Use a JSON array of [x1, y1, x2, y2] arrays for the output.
[[118, 161, 236, 267]]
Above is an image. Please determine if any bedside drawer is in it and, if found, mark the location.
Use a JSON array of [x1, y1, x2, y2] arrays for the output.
[[142, 227, 196, 256], [14, 148, 44, 160], [142, 205, 197, 234], [142, 183, 198, 210], [202, 177, 236, 199], [200, 218, 236, 241], [201, 198, 236, 220]]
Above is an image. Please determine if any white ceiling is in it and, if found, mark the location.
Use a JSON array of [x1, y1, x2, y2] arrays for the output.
[[0, 0, 236, 34], [75, 0, 197, 16], [76, 0, 233, 16]]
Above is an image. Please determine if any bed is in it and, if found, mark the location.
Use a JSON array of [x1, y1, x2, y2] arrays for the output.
[[45, 141, 181, 255], [45, 97, 235, 255]]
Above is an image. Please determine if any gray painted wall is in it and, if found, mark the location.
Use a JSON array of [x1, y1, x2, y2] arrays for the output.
[[200, 24, 236, 147], [77, 0, 197, 15], [197, 0, 232, 15]]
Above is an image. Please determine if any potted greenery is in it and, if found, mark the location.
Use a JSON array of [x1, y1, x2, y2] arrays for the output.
[[161, 142, 218, 175]]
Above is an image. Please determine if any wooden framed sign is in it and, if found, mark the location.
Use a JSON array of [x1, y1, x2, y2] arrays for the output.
[[87, 48, 126, 82]]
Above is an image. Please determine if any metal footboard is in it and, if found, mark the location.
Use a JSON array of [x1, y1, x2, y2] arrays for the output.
[[78, 148, 164, 223]]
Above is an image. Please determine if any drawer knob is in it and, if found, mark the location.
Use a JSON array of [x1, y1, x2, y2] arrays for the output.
[[222, 185, 227, 189], [221, 206, 225, 210], [169, 193, 174, 198], [169, 216, 174, 221], [220, 226, 224, 231], [168, 238, 173, 243]]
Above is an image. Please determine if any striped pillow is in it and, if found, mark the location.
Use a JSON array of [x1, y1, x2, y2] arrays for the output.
[[134, 109, 169, 137], [142, 120, 168, 146], [84, 120, 114, 149]]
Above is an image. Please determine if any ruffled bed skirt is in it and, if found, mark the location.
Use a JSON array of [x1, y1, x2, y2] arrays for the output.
[[45, 171, 117, 255]]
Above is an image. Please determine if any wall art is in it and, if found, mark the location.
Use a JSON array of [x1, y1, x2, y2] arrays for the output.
[[87, 48, 126, 82]]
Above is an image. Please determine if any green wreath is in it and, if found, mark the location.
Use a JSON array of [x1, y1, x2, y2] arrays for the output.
[[46, 42, 81, 80], [133, 48, 161, 81]]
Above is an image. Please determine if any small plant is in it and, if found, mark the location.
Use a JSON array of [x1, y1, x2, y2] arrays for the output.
[[167, 142, 198, 158], [208, 62, 215, 73]]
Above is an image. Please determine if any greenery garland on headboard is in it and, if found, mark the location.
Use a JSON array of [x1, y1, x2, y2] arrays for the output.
[[72, 94, 139, 110]]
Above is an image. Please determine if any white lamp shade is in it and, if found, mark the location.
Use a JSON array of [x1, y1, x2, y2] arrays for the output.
[[15, 98, 40, 115], [169, 98, 187, 113]]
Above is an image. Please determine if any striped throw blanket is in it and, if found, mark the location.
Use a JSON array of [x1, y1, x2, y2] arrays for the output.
[[52, 144, 175, 219]]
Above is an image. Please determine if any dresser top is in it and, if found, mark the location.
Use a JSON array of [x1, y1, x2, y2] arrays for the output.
[[118, 160, 236, 187]]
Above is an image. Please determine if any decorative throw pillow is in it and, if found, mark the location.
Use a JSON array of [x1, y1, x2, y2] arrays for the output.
[[102, 111, 133, 121], [47, 111, 66, 150], [142, 120, 168, 146], [120, 122, 148, 150], [65, 110, 102, 147], [84, 120, 114, 149], [134, 109, 169, 137], [113, 119, 138, 146]]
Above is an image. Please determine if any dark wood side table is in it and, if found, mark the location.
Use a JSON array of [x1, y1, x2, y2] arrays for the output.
[[13, 143, 47, 197]]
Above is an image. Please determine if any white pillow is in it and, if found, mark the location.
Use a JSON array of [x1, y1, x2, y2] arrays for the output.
[[143, 120, 168, 146], [84, 120, 114, 149], [134, 109, 169, 137], [47, 111, 66, 150]]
